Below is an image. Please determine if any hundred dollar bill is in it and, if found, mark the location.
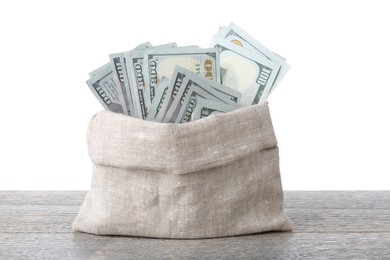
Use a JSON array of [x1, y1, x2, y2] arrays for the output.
[[191, 97, 239, 121], [210, 36, 280, 106], [172, 84, 225, 123], [154, 65, 228, 122], [143, 47, 221, 106], [197, 72, 241, 105], [126, 42, 177, 119], [154, 66, 188, 123], [145, 77, 170, 121], [86, 64, 126, 114], [159, 66, 239, 123], [109, 52, 133, 115], [109, 42, 152, 116], [164, 69, 239, 123], [217, 23, 290, 95]]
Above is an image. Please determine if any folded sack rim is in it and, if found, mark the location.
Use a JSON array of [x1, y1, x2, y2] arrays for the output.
[[87, 102, 277, 175]]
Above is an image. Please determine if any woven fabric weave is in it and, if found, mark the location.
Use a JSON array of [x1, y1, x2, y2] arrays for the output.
[[72, 102, 293, 238]]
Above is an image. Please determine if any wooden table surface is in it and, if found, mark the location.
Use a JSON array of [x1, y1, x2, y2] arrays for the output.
[[0, 191, 389, 259]]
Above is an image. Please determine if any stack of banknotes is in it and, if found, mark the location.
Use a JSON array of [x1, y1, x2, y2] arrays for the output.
[[86, 23, 289, 123]]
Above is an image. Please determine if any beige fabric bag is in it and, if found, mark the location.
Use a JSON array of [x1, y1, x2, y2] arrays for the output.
[[72, 102, 293, 238]]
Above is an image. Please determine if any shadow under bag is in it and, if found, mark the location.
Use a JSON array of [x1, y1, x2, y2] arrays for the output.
[[72, 102, 293, 238]]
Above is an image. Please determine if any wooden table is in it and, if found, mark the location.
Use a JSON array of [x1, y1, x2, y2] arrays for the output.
[[1, 191, 389, 259]]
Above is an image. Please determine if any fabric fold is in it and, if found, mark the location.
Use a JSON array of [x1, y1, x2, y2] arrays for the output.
[[87, 102, 277, 174]]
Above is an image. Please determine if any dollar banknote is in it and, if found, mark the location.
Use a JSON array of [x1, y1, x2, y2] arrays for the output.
[[109, 42, 152, 116], [210, 35, 280, 106], [217, 23, 290, 95], [86, 23, 289, 123], [86, 64, 127, 114], [126, 43, 177, 119], [171, 84, 222, 123], [191, 97, 239, 121], [143, 47, 221, 107], [162, 67, 241, 123], [109, 52, 134, 116], [153, 66, 189, 123], [153, 65, 233, 123], [145, 77, 170, 121]]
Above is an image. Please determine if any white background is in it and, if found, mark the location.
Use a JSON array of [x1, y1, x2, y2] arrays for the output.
[[0, 0, 389, 190]]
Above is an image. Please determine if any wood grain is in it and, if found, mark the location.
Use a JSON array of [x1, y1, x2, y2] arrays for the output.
[[1, 191, 389, 259]]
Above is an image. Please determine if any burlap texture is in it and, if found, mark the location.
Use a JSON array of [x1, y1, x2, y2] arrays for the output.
[[72, 102, 293, 238]]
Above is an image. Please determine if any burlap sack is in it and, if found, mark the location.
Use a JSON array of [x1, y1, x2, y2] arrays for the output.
[[72, 102, 292, 238]]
